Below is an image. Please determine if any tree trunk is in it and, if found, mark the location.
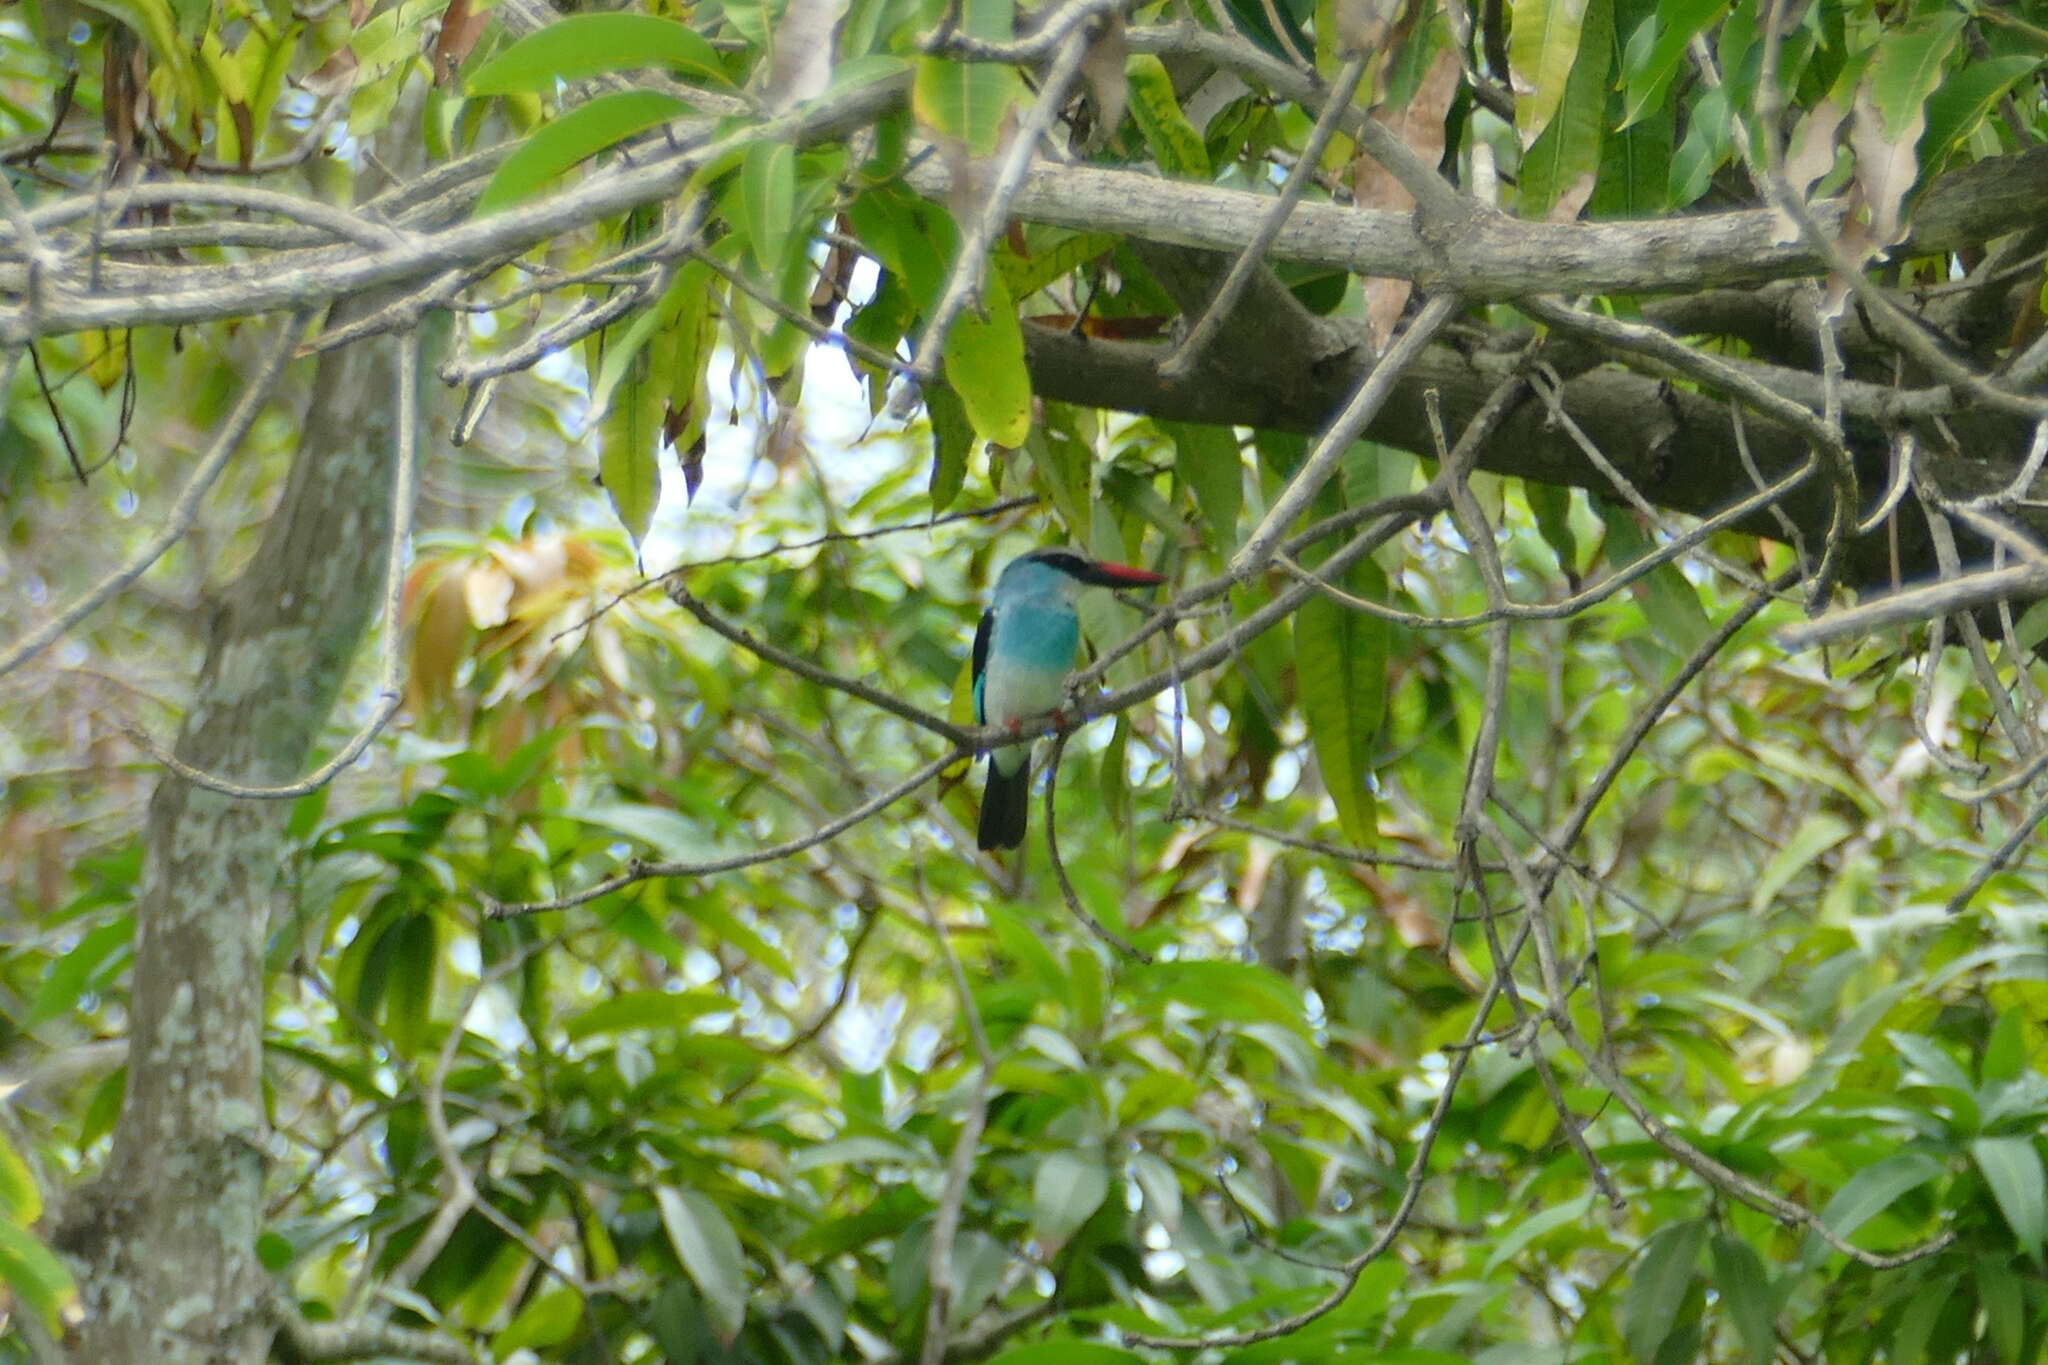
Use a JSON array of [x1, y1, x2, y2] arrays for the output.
[[62, 306, 414, 1365]]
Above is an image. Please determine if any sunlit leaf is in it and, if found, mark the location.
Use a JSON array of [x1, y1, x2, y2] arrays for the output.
[[1032, 1150, 1110, 1247], [466, 14, 728, 93], [474, 91, 693, 214]]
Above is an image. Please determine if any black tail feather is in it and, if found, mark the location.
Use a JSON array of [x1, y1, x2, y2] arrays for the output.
[[978, 758, 1031, 851]]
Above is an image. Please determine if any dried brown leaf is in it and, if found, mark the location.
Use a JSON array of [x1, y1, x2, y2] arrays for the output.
[[1074, 13, 1127, 153]]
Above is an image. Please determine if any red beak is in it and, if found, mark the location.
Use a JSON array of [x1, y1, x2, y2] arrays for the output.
[[1081, 560, 1167, 588]]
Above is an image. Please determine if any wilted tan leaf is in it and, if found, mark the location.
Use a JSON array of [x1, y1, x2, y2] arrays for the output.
[[463, 561, 516, 629], [1073, 13, 1127, 153], [1547, 171, 1595, 223], [760, 0, 838, 113], [1848, 82, 1924, 254], [1784, 98, 1846, 200], [1353, 45, 1456, 349]]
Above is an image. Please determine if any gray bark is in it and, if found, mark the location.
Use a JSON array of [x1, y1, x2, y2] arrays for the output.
[[57, 306, 412, 1365]]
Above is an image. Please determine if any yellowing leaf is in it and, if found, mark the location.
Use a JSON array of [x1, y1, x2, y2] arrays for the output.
[[912, 0, 1021, 156], [1127, 55, 1209, 177], [941, 267, 1031, 447], [1509, 0, 1591, 148]]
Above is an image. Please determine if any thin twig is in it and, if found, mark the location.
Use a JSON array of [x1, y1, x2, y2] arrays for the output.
[[1041, 731, 1150, 961], [1161, 53, 1366, 380], [908, 25, 1096, 386], [1230, 294, 1461, 577], [0, 311, 310, 680]]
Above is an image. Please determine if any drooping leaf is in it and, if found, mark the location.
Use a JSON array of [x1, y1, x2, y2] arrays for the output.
[[1294, 549, 1386, 849], [941, 267, 1031, 447], [1709, 1233, 1777, 1365], [657, 1186, 749, 1341], [1518, 0, 1611, 219], [1162, 421, 1242, 552], [1862, 11, 1965, 142], [1127, 54, 1210, 177], [1623, 1218, 1706, 1363], [1972, 1136, 2047, 1262], [738, 140, 798, 274], [925, 383, 975, 512], [588, 308, 666, 546]]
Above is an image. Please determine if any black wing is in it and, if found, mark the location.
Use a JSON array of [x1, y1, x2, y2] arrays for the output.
[[971, 608, 994, 726]]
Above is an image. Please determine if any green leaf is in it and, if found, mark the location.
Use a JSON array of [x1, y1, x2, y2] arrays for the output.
[[1864, 12, 1966, 142], [1979, 1254, 2025, 1363], [1972, 1136, 2047, 1262], [1525, 480, 1577, 577], [925, 384, 974, 512], [1599, 503, 1712, 655], [1983, 1006, 2027, 1084], [1816, 1151, 1945, 1246], [599, 359, 662, 547], [466, 14, 728, 94], [941, 267, 1031, 447], [1918, 55, 2042, 169], [1518, 0, 1612, 218], [1509, 0, 1593, 148], [26, 917, 132, 1028], [1483, 1193, 1592, 1273], [1163, 421, 1242, 553], [657, 1186, 748, 1341], [584, 308, 666, 543], [994, 230, 1118, 304], [1294, 554, 1387, 848], [380, 914, 436, 1056], [1709, 1233, 1776, 1365], [1623, 1218, 1706, 1363], [492, 1286, 584, 1355], [1618, 0, 1727, 129], [574, 798, 720, 860], [0, 1130, 39, 1225], [1127, 54, 1210, 177], [0, 1219, 75, 1334], [1137, 960, 1310, 1036], [911, 0, 1021, 156], [1748, 811, 1851, 916], [1889, 1276, 1951, 1365], [1032, 1150, 1110, 1247], [739, 140, 797, 274], [475, 91, 693, 215], [562, 990, 730, 1041]]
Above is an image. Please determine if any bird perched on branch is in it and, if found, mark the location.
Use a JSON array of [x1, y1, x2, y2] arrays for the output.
[[972, 548, 1165, 851]]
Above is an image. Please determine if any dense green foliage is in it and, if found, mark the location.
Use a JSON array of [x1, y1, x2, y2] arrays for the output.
[[2, 0, 2048, 1361]]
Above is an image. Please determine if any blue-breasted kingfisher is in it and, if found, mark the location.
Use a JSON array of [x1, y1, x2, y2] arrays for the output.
[[971, 548, 1165, 851]]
